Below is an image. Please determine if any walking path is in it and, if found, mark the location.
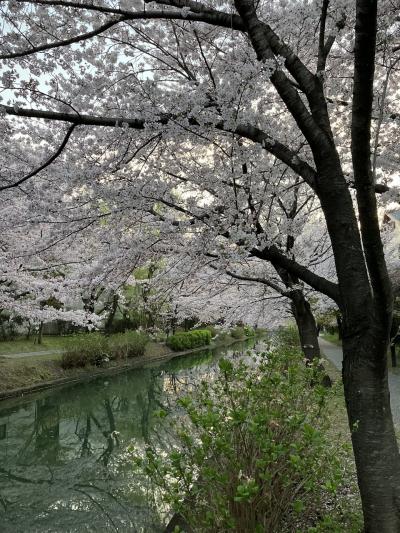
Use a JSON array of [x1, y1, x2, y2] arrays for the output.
[[320, 337, 400, 427]]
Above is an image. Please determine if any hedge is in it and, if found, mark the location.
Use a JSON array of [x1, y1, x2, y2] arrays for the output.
[[61, 331, 148, 369], [166, 329, 212, 352], [230, 326, 245, 339], [231, 325, 256, 339]]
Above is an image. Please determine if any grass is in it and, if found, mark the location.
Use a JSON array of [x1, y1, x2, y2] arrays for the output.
[[144, 341, 171, 358], [0, 355, 66, 391], [321, 357, 364, 531], [0, 337, 201, 393], [0, 335, 70, 355], [321, 331, 342, 346]]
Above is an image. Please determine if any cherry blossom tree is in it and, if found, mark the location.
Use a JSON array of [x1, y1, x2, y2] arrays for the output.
[[1, 0, 400, 528]]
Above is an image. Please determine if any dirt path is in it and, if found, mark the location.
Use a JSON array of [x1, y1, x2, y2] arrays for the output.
[[320, 337, 400, 427]]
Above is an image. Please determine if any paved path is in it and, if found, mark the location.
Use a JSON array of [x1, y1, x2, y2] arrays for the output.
[[320, 337, 400, 427], [0, 349, 62, 359]]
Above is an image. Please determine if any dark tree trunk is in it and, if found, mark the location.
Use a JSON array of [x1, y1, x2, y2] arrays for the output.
[[390, 343, 397, 369], [390, 318, 398, 368], [37, 322, 43, 345], [291, 290, 332, 387], [342, 325, 400, 532], [290, 290, 320, 362], [317, 155, 400, 530], [336, 314, 343, 340], [104, 294, 119, 334]]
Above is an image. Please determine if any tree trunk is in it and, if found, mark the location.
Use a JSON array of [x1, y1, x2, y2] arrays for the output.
[[104, 294, 119, 334], [291, 290, 332, 387], [390, 343, 397, 368], [37, 322, 43, 345], [290, 290, 320, 362], [390, 318, 398, 368], [336, 314, 343, 340], [342, 325, 400, 532]]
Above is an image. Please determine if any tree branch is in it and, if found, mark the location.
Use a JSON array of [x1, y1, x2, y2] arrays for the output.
[[0, 124, 76, 191], [0, 4, 245, 61], [251, 244, 340, 303], [1, 104, 318, 189], [0, 16, 132, 60], [233, 0, 332, 151], [351, 0, 392, 312], [317, 1, 346, 73], [224, 267, 290, 296]]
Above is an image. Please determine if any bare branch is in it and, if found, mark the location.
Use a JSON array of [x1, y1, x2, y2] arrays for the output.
[[225, 268, 290, 296], [0, 124, 76, 192], [0, 16, 131, 60], [251, 245, 340, 303]]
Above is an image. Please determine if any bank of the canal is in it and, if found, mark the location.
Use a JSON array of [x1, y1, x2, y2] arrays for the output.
[[0, 336, 261, 402], [0, 338, 265, 532]]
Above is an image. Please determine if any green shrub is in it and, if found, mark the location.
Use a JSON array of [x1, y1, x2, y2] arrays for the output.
[[204, 325, 217, 338], [136, 347, 349, 532], [166, 329, 211, 351], [60, 350, 90, 369], [274, 324, 301, 350], [111, 330, 148, 359], [243, 325, 255, 337], [230, 326, 245, 339], [61, 330, 148, 368], [61, 333, 109, 369]]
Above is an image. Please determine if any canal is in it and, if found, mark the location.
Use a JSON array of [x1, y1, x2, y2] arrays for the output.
[[0, 338, 263, 532]]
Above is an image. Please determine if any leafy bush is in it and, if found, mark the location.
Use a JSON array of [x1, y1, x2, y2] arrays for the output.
[[274, 324, 301, 349], [204, 325, 217, 338], [111, 330, 148, 359], [166, 329, 212, 351], [244, 325, 255, 337], [61, 333, 109, 369], [230, 326, 245, 339], [61, 330, 148, 368], [137, 347, 348, 532]]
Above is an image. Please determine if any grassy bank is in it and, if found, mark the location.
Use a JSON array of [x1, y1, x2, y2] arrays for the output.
[[0, 340, 171, 394], [0, 331, 258, 398], [0, 335, 71, 355]]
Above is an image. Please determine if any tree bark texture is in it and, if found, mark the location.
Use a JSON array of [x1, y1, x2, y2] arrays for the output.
[[290, 290, 320, 361], [342, 325, 400, 532]]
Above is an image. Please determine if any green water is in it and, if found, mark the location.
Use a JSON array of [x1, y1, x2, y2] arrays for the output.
[[0, 339, 262, 532]]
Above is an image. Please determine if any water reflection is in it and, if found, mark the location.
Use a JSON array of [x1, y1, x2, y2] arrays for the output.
[[0, 339, 260, 532]]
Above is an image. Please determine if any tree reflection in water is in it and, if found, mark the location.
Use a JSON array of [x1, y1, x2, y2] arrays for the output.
[[0, 338, 258, 532]]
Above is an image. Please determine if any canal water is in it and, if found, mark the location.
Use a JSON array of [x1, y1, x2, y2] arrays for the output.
[[0, 338, 263, 532]]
